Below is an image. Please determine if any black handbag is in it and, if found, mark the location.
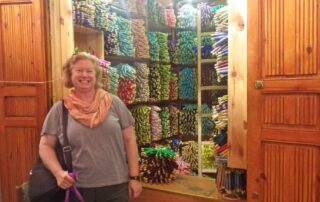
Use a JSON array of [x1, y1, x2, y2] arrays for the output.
[[28, 101, 73, 202]]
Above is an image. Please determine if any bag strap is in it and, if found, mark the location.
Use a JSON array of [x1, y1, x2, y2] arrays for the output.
[[62, 100, 73, 172]]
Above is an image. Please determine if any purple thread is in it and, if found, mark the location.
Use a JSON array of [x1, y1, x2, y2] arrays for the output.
[[64, 171, 85, 202]]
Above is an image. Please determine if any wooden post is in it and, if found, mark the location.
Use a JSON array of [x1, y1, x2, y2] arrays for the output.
[[227, 0, 247, 169], [49, 0, 74, 102]]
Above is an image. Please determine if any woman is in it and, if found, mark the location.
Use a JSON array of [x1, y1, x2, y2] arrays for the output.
[[39, 52, 142, 202]]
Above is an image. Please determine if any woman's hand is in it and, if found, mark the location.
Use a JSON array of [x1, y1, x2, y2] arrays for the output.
[[55, 170, 75, 190], [128, 180, 142, 198]]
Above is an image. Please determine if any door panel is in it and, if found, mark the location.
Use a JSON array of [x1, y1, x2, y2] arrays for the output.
[[248, 0, 320, 201], [262, 143, 319, 202], [0, 1, 48, 202]]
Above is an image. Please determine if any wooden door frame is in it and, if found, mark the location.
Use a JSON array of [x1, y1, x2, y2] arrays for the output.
[[247, 0, 263, 201]]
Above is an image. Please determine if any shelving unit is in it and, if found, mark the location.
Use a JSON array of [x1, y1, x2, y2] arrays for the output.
[[74, 24, 104, 59]]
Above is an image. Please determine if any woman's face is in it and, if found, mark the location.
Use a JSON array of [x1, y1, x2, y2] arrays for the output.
[[71, 59, 96, 92]]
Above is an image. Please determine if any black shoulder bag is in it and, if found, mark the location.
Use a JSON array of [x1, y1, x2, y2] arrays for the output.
[[28, 101, 73, 202]]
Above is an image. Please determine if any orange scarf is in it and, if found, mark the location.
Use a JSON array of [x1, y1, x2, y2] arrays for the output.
[[64, 89, 113, 128]]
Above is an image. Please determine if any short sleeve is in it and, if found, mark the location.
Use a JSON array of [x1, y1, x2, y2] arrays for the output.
[[112, 95, 134, 129], [40, 101, 63, 136]]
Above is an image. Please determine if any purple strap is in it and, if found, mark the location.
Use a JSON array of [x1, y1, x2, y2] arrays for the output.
[[65, 171, 85, 202]]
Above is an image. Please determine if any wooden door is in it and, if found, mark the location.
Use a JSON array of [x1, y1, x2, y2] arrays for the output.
[[0, 0, 49, 201], [248, 0, 320, 202]]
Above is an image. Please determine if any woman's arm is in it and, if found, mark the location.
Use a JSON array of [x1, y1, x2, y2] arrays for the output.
[[39, 134, 74, 189], [122, 126, 142, 198]]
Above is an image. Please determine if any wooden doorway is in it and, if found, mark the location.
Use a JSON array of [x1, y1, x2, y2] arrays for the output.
[[0, 0, 49, 201], [247, 0, 320, 202]]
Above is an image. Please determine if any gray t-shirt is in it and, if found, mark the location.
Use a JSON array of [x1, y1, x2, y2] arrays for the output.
[[41, 95, 134, 188]]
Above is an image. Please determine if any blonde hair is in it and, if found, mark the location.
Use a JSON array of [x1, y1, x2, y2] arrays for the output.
[[62, 52, 102, 88]]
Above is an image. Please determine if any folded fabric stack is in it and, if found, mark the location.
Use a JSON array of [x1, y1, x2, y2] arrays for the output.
[[211, 32, 228, 81], [211, 6, 228, 81]]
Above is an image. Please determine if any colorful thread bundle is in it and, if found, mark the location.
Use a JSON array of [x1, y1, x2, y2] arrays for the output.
[[150, 106, 162, 141], [132, 19, 150, 59], [94, 0, 110, 30], [175, 31, 196, 65], [147, 0, 159, 24], [104, 14, 120, 55], [169, 73, 178, 100], [156, 32, 170, 63], [134, 62, 150, 102], [201, 143, 214, 169], [199, 3, 214, 29], [175, 155, 191, 175], [212, 95, 228, 131], [160, 107, 171, 139], [104, 66, 119, 95], [181, 141, 198, 171], [200, 104, 214, 136], [166, 8, 176, 28], [149, 63, 161, 101], [169, 105, 179, 136], [176, 4, 196, 29], [148, 32, 160, 61], [72, 0, 95, 27], [179, 104, 197, 136], [160, 64, 171, 100], [179, 68, 196, 100], [116, 64, 136, 104], [116, 16, 135, 57], [213, 6, 228, 32], [130, 105, 152, 145], [140, 147, 178, 184], [211, 32, 228, 81]]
